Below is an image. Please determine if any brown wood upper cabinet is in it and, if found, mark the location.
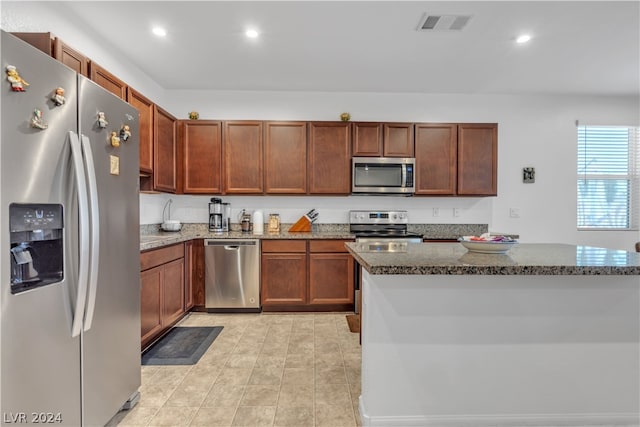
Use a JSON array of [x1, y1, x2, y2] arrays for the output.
[[415, 123, 457, 195], [384, 123, 414, 157], [126, 88, 154, 174], [352, 122, 414, 157], [153, 106, 178, 193], [457, 123, 498, 196], [89, 61, 127, 99], [10, 32, 89, 77], [223, 121, 264, 194], [54, 38, 89, 77], [264, 121, 307, 194], [308, 122, 351, 194], [352, 122, 382, 156], [179, 121, 223, 194]]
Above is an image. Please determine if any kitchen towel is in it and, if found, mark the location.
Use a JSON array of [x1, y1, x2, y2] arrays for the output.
[[141, 326, 223, 365]]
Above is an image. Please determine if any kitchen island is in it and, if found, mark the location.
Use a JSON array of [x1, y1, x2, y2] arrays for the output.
[[345, 242, 640, 427]]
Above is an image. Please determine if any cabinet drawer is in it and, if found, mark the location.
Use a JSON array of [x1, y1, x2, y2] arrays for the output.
[[261, 240, 306, 253], [309, 240, 353, 253], [140, 243, 184, 271]]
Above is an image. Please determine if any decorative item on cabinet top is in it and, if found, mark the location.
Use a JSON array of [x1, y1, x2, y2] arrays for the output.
[[188, 111, 199, 120], [340, 112, 351, 122]]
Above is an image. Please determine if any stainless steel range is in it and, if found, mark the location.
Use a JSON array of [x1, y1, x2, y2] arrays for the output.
[[349, 210, 423, 243], [349, 210, 422, 314]]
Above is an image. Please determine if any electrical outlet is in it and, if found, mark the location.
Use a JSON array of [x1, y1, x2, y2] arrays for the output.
[[509, 208, 520, 218], [433, 208, 440, 217], [453, 208, 460, 217]]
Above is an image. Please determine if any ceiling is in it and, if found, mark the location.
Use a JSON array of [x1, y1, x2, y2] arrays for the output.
[[55, 1, 639, 95]]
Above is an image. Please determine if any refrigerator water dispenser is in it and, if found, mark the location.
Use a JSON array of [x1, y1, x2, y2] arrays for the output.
[[9, 203, 64, 294]]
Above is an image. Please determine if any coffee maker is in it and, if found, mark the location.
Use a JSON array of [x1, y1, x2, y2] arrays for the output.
[[209, 198, 223, 232]]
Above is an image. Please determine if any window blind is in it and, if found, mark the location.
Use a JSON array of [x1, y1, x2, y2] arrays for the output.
[[577, 125, 640, 230]]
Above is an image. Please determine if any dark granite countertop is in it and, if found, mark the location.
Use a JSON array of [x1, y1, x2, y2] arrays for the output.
[[140, 223, 490, 251], [345, 242, 640, 275]]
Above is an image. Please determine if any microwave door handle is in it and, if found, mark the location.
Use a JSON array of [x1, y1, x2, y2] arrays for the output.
[[401, 165, 407, 187]]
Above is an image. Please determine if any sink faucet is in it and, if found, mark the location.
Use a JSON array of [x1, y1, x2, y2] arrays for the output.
[[162, 198, 172, 223]]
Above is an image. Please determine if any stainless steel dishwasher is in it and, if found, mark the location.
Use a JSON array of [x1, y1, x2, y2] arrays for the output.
[[204, 239, 260, 312]]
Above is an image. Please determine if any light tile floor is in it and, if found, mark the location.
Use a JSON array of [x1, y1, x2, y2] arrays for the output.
[[107, 312, 362, 427]]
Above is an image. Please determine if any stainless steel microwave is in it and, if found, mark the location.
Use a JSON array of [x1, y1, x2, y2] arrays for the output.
[[352, 157, 415, 195]]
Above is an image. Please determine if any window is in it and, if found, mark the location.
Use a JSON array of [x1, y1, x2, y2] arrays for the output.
[[577, 125, 640, 230]]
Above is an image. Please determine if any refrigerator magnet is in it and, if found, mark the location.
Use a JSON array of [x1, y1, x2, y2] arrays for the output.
[[6, 65, 29, 92], [97, 112, 108, 128], [110, 131, 121, 147], [30, 109, 48, 130], [119, 125, 131, 142], [51, 87, 66, 106]]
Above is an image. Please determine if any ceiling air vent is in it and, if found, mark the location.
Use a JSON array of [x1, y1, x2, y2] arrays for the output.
[[417, 14, 472, 31]]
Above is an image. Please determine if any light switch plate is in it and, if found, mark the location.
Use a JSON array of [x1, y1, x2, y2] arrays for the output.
[[110, 155, 119, 175]]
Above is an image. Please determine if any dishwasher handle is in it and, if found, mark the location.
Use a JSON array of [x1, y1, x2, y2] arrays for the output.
[[204, 239, 258, 247]]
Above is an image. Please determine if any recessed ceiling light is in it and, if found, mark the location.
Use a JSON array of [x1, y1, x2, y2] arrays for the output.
[[516, 34, 531, 44], [245, 29, 259, 39], [152, 27, 167, 37]]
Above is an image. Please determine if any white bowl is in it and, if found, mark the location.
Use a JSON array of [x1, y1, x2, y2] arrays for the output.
[[459, 240, 517, 254], [161, 220, 182, 232]]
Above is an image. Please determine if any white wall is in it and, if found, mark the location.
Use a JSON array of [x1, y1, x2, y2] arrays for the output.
[[3, 2, 638, 250]]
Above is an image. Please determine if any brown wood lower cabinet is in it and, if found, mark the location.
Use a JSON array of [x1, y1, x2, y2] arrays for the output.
[[140, 243, 186, 349], [261, 239, 355, 311], [185, 239, 205, 310]]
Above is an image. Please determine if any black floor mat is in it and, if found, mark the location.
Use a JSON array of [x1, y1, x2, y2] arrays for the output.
[[141, 326, 223, 365]]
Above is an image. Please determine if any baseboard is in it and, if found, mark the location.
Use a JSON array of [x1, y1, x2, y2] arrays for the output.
[[358, 398, 639, 427]]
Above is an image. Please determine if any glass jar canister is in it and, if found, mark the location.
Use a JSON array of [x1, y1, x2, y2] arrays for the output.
[[268, 214, 280, 233]]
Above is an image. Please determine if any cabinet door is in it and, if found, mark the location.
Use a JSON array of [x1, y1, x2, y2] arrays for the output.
[[89, 62, 127, 99], [352, 122, 382, 156], [457, 124, 498, 196], [264, 122, 307, 194], [10, 32, 54, 55], [162, 258, 185, 327], [223, 121, 263, 194], [308, 122, 351, 194], [309, 253, 354, 305], [126, 88, 154, 174], [141, 266, 163, 346], [181, 121, 222, 194], [261, 253, 307, 306], [153, 106, 177, 193], [384, 123, 414, 157], [185, 239, 205, 309], [53, 38, 88, 77], [415, 124, 457, 195]]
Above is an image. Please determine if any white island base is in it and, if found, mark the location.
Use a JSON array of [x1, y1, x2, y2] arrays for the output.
[[359, 271, 640, 426]]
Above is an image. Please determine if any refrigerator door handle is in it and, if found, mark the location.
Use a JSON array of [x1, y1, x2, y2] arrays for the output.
[[80, 134, 100, 332], [69, 131, 90, 338]]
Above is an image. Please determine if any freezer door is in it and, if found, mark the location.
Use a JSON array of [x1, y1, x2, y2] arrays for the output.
[[77, 75, 141, 427], [1, 31, 82, 426]]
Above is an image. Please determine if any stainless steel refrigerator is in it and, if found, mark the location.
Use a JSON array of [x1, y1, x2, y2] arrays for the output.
[[1, 31, 141, 426]]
